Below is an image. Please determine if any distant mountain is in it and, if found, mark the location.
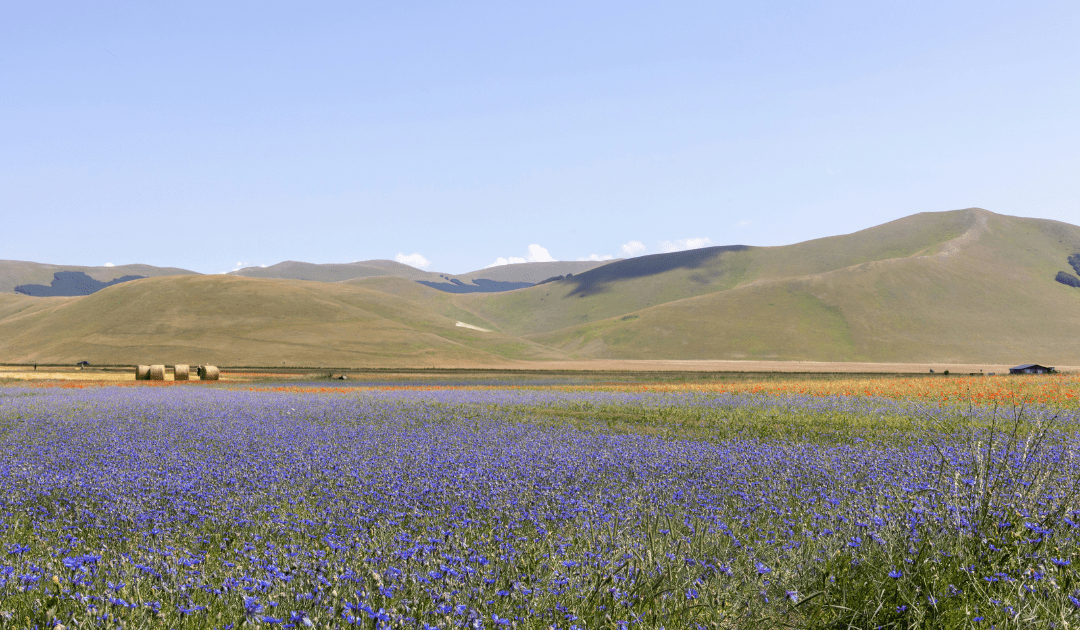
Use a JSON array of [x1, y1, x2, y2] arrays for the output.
[[455, 261, 621, 284], [415, 278, 535, 294], [482, 208, 1080, 363], [3, 209, 1078, 367], [0, 261, 198, 295], [2, 258, 615, 297], [227, 259, 434, 282], [230, 259, 616, 293]]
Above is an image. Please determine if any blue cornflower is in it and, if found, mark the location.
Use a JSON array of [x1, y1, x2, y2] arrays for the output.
[[289, 611, 313, 627], [178, 604, 206, 615], [61, 555, 100, 570], [244, 596, 264, 615], [888, 569, 903, 579], [686, 588, 698, 600], [1052, 558, 1071, 567], [754, 561, 771, 575]]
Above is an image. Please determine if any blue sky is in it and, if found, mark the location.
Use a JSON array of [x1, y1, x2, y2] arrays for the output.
[[3, 1, 1078, 274]]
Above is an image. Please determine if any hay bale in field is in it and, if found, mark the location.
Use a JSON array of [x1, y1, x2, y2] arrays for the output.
[[135, 365, 150, 380], [173, 364, 190, 381], [148, 364, 165, 381], [199, 365, 220, 381]]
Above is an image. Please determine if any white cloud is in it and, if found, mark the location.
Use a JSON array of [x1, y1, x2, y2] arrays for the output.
[[395, 252, 432, 269], [219, 261, 259, 274], [526, 244, 555, 262], [737, 220, 752, 226], [103, 262, 114, 267], [577, 254, 614, 262], [658, 237, 713, 253], [487, 256, 525, 267], [620, 240, 647, 256], [487, 244, 556, 267]]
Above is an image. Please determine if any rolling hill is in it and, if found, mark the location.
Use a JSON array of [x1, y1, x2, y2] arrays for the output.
[[502, 209, 1080, 363], [227, 259, 434, 283], [0, 261, 199, 295], [228, 259, 614, 291], [1, 208, 1078, 367], [0, 274, 565, 367], [1, 259, 617, 297]]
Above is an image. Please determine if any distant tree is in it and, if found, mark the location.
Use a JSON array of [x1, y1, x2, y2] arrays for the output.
[[1069, 253, 1080, 275], [1056, 270, 1080, 288]]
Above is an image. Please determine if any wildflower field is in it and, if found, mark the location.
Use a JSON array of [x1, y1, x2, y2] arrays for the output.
[[2, 375, 1080, 629]]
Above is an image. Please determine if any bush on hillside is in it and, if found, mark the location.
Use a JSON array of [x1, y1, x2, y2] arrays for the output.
[[1055, 270, 1080, 288], [1069, 252, 1080, 275]]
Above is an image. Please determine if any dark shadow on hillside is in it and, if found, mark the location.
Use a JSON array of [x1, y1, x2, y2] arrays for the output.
[[416, 278, 535, 294], [15, 271, 146, 297], [560, 246, 750, 297], [1057, 271, 1080, 288]]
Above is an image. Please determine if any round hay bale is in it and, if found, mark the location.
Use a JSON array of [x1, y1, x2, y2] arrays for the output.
[[200, 365, 220, 381], [148, 365, 165, 381], [173, 364, 190, 381], [135, 365, 150, 380]]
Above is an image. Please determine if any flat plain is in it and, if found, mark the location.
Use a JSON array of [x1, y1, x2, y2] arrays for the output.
[[2, 372, 1080, 628]]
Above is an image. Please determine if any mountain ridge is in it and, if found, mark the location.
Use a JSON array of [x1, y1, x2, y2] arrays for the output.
[[2, 208, 1078, 366]]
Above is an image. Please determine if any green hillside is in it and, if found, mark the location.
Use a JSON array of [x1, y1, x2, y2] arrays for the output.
[[2, 208, 1078, 367], [455, 210, 977, 337], [522, 210, 1080, 363], [0, 275, 566, 367]]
